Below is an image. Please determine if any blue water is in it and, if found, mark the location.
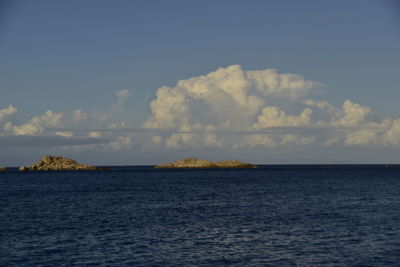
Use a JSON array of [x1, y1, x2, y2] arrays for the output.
[[1, 165, 400, 266]]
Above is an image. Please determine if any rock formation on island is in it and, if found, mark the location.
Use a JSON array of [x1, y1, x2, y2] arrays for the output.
[[19, 166, 27, 171], [19, 155, 105, 171], [155, 157, 256, 169], [0, 166, 6, 171]]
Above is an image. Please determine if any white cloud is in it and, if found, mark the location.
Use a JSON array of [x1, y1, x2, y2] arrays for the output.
[[253, 106, 312, 128], [55, 131, 74, 137], [0, 89, 135, 157], [6, 110, 63, 135], [383, 119, 400, 146], [89, 131, 102, 138], [0, 105, 17, 122], [1, 64, 400, 159], [333, 100, 372, 127], [246, 68, 317, 98], [143, 65, 400, 150], [144, 64, 319, 131], [143, 64, 323, 148]]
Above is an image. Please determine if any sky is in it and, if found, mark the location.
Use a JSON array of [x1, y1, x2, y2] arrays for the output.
[[0, 0, 400, 166]]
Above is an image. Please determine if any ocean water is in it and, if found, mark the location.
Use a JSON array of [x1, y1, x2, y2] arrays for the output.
[[1, 165, 400, 266]]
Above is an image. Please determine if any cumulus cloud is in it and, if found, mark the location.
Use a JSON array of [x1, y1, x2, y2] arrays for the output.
[[253, 106, 312, 128], [384, 119, 400, 146], [334, 100, 373, 127], [246, 68, 317, 98], [5, 110, 64, 135], [143, 64, 400, 149], [143, 64, 321, 148], [0, 89, 134, 154], [1, 64, 399, 158], [144, 65, 320, 131], [0, 105, 17, 122]]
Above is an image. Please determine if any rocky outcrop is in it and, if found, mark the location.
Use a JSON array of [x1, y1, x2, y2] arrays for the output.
[[214, 160, 256, 168], [20, 155, 105, 171], [0, 167, 6, 171], [155, 157, 256, 169]]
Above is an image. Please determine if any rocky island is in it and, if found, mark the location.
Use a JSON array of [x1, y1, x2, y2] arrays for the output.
[[0, 166, 6, 171], [155, 157, 256, 169], [19, 155, 105, 171]]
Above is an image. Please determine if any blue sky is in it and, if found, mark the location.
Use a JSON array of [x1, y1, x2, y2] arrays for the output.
[[0, 0, 400, 165]]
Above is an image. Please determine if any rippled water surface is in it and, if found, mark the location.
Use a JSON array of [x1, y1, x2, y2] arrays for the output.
[[1, 165, 400, 266]]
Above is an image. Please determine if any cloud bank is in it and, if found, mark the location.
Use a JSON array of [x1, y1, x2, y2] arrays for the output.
[[143, 65, 400, 149], [1, 65, 400, 164]]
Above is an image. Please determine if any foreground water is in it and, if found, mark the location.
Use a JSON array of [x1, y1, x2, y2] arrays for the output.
[[1, 165, 400, 266]]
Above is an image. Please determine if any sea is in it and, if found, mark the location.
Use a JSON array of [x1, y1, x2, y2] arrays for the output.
[[1, 165, 400, 266]]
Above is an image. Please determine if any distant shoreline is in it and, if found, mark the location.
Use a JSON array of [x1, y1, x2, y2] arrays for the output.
[[1, 164, 399, 171]]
